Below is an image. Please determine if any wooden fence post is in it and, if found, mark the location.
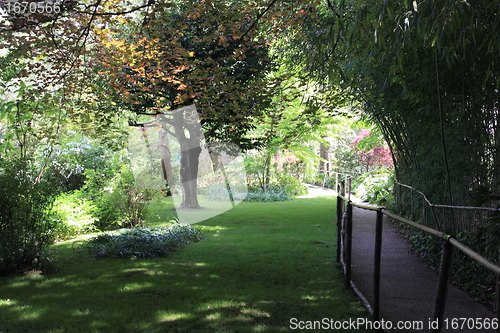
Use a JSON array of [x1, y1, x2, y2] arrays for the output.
[[345, 202, 353, 289], [411, 188, 415, 221], [431, 239, 455, 333], [336, 190, 343, 263], [373, 209, 383, 321], [347, 177, 352, 202], [335, 172, 339, 194]]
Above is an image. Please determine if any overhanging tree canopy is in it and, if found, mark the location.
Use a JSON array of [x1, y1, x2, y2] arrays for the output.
[[94, 1, 276, 208], [293, 0, 500, 209]]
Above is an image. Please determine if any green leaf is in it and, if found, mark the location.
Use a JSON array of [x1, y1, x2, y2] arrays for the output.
[[7, 112, 15, 124]]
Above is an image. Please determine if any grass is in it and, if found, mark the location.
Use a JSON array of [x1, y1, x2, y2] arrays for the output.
[[0, 189, 372, 333]]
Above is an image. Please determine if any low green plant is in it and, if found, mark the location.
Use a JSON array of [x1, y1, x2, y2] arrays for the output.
[[204, 184, 248, 202], [305, 173, 325, 186], [245, 187, 290, 202], [52, 191, 99, 238], [246, 172, 307, 200], [83, 165, 161, 229], [84, 223, 205, 259], [352, 171, 394, 206], [274, 173, 308, 195], [305, 173, 351, 190]]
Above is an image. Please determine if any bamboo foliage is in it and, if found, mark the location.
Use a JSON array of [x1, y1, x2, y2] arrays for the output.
[[277, 0, 500, 238], [326, 0, 500, 210]]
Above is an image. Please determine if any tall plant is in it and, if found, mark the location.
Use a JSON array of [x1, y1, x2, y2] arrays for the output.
[[0, 157, 60, 275]]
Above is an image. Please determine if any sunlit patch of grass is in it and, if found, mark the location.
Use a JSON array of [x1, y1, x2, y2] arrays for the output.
[[205, 311, 222, 321], [157, 311, 194, 322], [8, 281, 30, 288], [0, 299, 16, 306], [194, 262, 208, 266], [120, 282, 153, 292], [17, 306, 43, 320], [71, 308, 91, 316]]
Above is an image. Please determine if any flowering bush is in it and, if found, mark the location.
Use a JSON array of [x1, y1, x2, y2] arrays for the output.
[[351, 129, 393, 172]]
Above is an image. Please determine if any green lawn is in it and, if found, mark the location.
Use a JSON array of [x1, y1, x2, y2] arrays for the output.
[[0, 191, 372, 333]]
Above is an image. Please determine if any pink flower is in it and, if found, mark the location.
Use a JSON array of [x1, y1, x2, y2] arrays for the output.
[[351, 130, 393, 171]]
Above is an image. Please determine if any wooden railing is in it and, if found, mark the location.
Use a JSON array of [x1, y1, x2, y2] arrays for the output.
[[336, 179, 500, 333], [393, 181, 500, 235]]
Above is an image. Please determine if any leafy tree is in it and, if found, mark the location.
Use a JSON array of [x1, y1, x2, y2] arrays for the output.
[[351, 128, 393, 172], [247, 76, 349, 188], [94, 1, 276, 208]]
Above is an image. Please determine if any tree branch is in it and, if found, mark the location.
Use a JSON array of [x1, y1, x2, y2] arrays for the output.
[[239, 0, 278, 41]]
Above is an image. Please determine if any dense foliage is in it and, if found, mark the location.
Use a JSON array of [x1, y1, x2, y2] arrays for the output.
[[344, 2, 500, 301], [0, 158, 60, 275], [343, 0, 500, 213], [352, 171, 394, 206], [283, 0, 500, 217]]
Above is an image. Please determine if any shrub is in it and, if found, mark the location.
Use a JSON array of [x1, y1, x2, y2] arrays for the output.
[[274, 174, 308, 196], [305, 172, 352, 191], [0, 157, 60, 275], [83, 165, 162, 230], [41, 137, 114, 192], [84, 223, 206, 259], [352, 171, 394, 206], [51, 191, 99, 238], [245, 174, 304, 202], [245, 187, 290, 202]]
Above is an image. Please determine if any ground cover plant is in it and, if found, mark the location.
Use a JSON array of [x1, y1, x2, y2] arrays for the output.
[[245, 187, 291, 202], [84, 224, 206, 259], [0, 191, 372, 333]]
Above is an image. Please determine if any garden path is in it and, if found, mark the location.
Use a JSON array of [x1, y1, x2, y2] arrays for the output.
[[309, 185, 496, 333]]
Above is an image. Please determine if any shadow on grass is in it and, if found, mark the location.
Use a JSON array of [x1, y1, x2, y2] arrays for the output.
[[0, 193, 372, 333]]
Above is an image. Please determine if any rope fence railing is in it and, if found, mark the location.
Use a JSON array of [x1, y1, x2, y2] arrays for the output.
[[394, 181, 500, 235], [336, 179, 500, 333]]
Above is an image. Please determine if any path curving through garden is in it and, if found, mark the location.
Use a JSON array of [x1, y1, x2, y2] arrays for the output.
[[308, 185, 496, 333], [348, 196, 496, 333]]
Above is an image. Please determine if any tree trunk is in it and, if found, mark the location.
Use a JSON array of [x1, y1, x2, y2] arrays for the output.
[[159, 129, 176, 195], [264, 150, 272, 189], [169, 105, 204, 209], [319, 142, 330, 174], [179, 145, 202, 208]]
